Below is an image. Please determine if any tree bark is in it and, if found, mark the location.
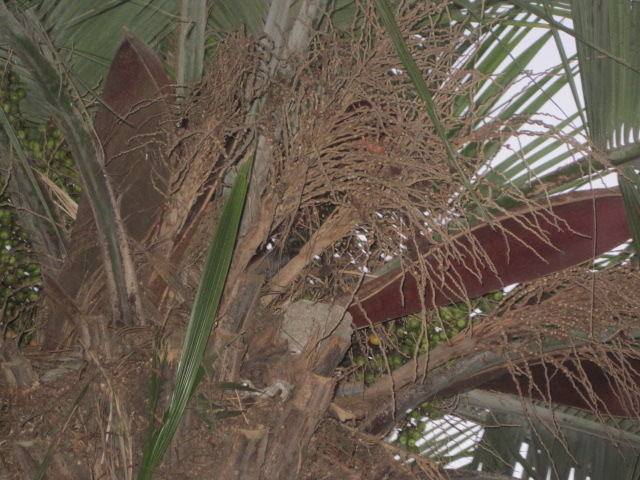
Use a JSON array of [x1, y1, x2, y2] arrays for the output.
[[217, 300, 354, 479]]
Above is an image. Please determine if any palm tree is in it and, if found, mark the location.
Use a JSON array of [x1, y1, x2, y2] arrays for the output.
[[0, 1, 637, 479]]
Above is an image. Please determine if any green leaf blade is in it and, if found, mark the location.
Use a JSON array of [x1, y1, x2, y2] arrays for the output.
[[138, 154, 254, 480]]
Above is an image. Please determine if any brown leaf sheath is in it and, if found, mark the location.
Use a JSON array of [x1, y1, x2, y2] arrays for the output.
[[347, 190, 631, 327], [46, 32, 171, 345]]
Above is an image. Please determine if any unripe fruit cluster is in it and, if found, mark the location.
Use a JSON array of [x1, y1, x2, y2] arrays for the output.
[[0, 197, 42, 346], [393, 401, 443, 454], [1, 70, 81, 206], [0, 69, 75, 345], [345, 290, 504, 388], [340, 290, 505, 453], [1, 72, 26, 117]]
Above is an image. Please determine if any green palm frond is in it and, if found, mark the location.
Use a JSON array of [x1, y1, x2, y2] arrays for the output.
[[34, 0, 178, 86], [138, 155, 254, 480], [0, 2, 179, 131], [542, 1, 587, 129], [569, 0, 640, 255], [209, 0, 270, 36], [0, 5, 142, 324], [456, 390, 640, 480], [177, 0, 207, 91], [572, 0, 640, 148]]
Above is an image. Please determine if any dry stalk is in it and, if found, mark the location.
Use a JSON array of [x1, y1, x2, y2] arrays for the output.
[[84, 348, 134, 480], [152, 2, 612, 318]]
